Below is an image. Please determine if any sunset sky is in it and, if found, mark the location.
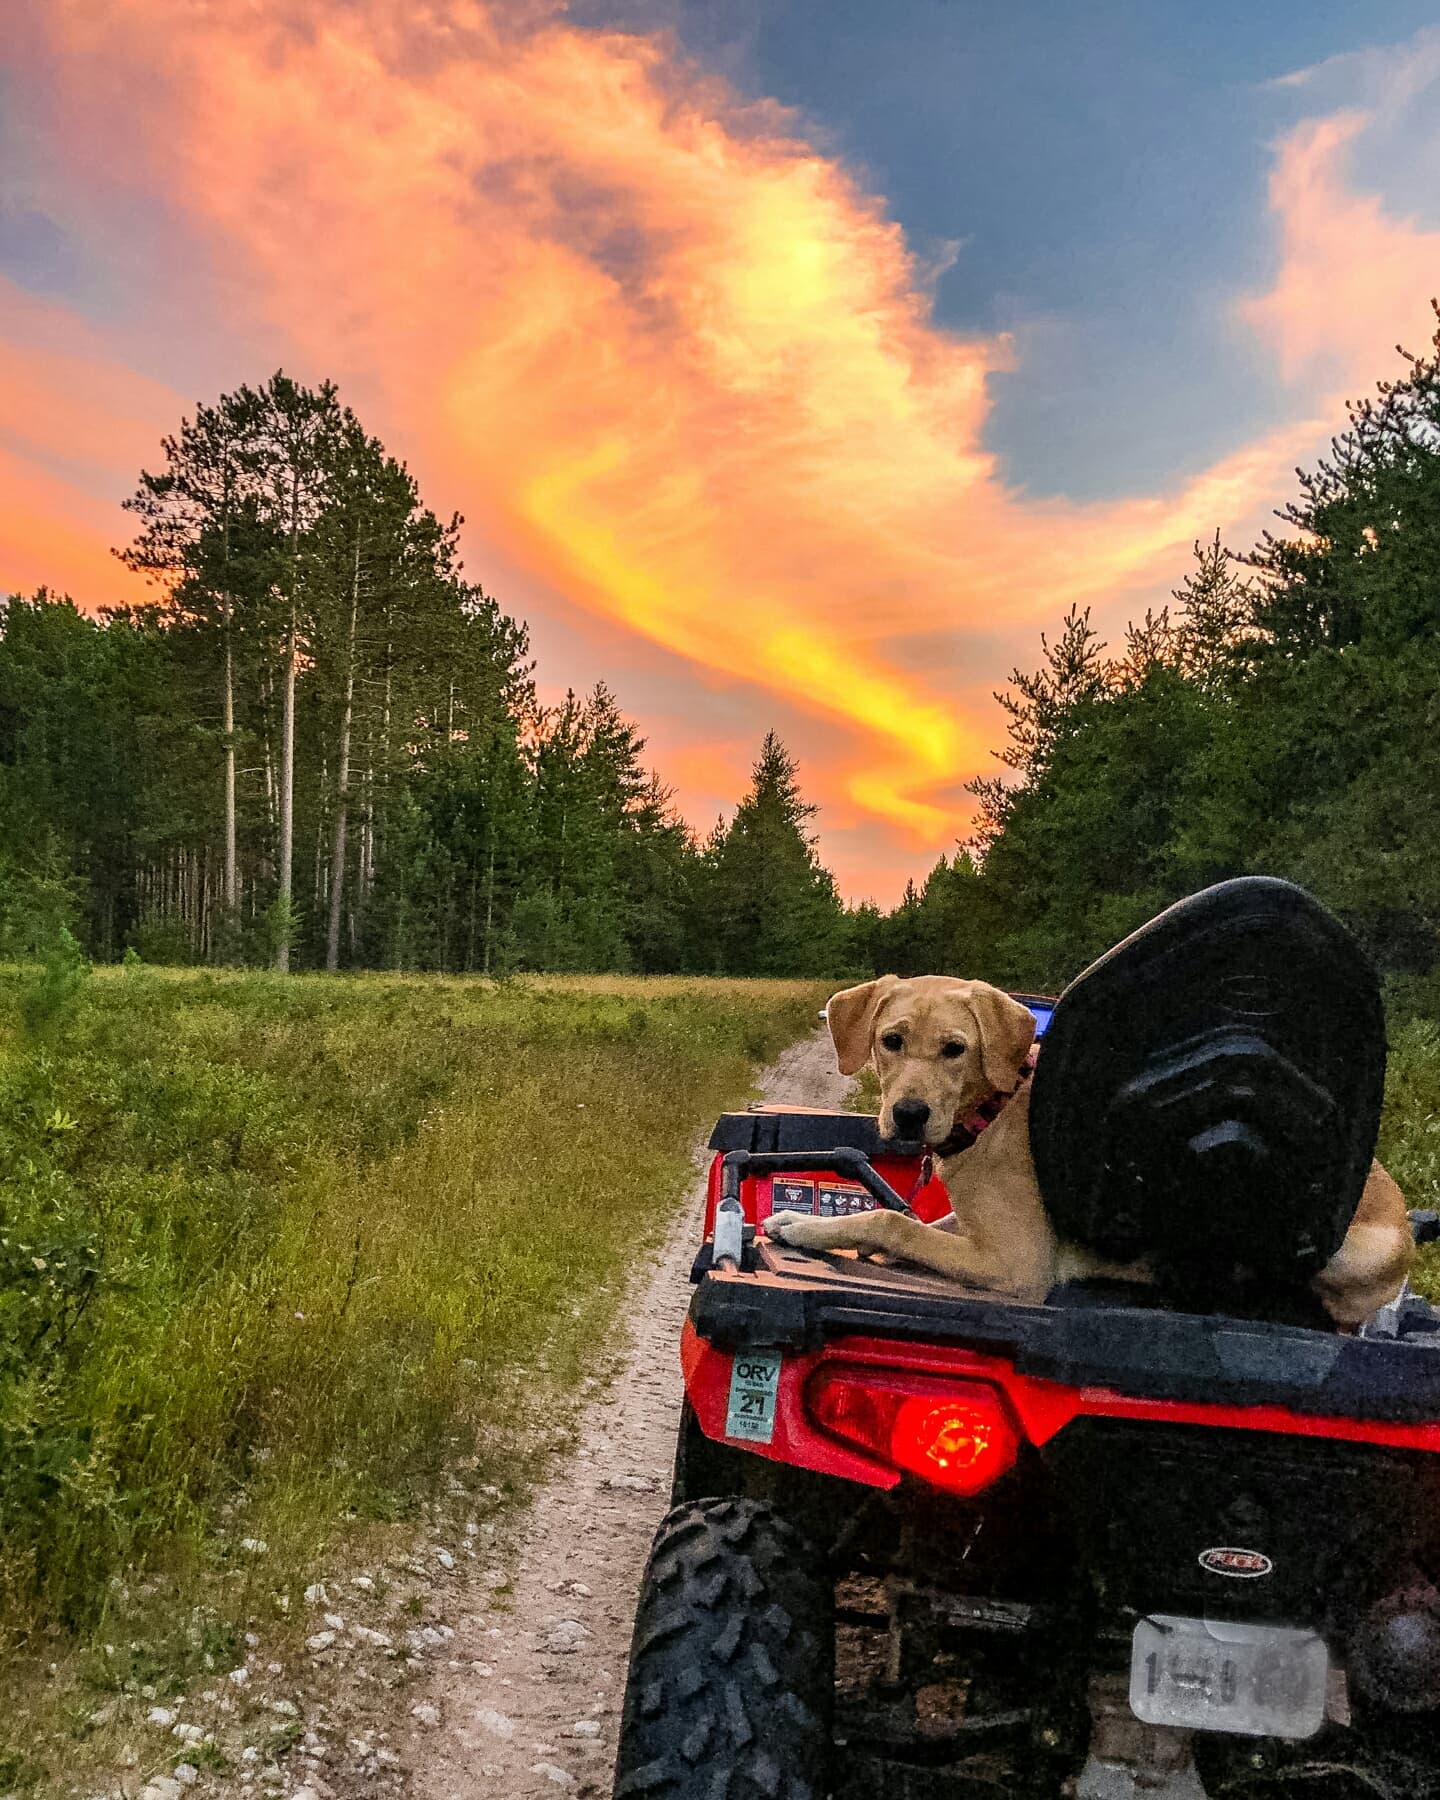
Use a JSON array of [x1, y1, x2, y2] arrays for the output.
[[4, 2, 1440, 902]]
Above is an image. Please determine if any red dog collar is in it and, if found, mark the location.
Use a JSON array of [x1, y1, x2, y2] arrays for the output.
[[907, 1043, 1040, 1197]]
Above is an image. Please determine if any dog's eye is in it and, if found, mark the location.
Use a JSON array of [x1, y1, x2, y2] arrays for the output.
[[940, 1040, 967, 1060], [880, 1031, 904, 1054]]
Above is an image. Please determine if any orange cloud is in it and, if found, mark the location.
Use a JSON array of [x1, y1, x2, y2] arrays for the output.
[[0, 444, 137, 605], [6, 4, 1440, 897], [1239, 111, 1440, 387], [0, 277, 177, 607]]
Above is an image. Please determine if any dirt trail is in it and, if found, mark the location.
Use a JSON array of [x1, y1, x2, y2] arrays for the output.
[[402, 1027, 850, 1800]]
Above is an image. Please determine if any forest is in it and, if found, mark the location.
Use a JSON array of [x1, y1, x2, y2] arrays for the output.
[[861, 301, 1440, 994], [0, 376, 845, 977], [6, 304, 1440, 991]]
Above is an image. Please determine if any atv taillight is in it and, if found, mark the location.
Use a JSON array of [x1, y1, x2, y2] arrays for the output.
[[806, 1366, 1019, 1496]]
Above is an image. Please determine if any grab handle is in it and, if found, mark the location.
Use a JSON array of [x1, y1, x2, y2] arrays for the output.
[[719, 1147, 917, 1221]]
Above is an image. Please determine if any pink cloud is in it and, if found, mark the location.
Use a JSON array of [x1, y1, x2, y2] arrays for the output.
[[4, 5, 1439, 900]]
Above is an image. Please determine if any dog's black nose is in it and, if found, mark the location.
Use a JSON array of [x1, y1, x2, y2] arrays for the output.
[[891, 1099, 931, 1139]]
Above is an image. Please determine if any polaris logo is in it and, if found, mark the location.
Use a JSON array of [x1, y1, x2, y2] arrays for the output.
[[1198, 1546, 1273, 1579]]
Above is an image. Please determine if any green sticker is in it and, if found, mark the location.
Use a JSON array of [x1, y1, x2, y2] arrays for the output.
[[726, 1349, 782, 1443]]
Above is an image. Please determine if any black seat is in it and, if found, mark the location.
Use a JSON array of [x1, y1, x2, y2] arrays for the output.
[[1028, 878, 1385, 1315]]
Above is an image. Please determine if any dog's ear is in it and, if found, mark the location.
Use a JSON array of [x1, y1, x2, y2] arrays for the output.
[[967, 983, 1036, 1094], [826, 976, 898, 1076]]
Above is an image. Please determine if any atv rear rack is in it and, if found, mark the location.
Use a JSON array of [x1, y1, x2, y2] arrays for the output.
[[691, 1238, 1440, 1425]]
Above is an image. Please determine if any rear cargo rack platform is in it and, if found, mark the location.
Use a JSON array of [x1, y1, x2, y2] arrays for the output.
[[689, 1241, 1440, 1424]]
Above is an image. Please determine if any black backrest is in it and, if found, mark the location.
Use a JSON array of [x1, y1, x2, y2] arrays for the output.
[[1028, 878, 1386, 1310]]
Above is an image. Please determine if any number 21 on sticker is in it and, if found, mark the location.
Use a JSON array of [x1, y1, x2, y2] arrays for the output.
[[726, 1350, 782, 1443]]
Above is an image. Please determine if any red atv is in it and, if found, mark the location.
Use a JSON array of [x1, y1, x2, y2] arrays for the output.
[[613, 880, 1440, 1800]]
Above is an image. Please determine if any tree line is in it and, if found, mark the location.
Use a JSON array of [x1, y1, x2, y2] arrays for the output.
[[866, 300, 1440, 994], [0, 373, 850, 975], [7, 304, 1440, 986]]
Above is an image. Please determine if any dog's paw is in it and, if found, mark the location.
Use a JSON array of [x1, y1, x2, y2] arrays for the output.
[[765, 1210, 824, 1247]]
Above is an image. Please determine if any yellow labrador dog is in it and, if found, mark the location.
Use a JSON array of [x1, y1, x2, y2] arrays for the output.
[[765, 975, 1413, 1327]]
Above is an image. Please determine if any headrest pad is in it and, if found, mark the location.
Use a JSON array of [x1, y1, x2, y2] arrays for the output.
[[1028, 878, 1385, 1308]]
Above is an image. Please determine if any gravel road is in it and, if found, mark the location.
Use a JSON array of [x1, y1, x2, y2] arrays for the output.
[[401, 1027, 850, 1800]]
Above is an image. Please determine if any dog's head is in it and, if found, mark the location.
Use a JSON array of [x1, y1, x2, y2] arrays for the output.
[[826, 974, 1036, 1146]]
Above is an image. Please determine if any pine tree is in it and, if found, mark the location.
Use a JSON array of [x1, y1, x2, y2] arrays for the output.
[[704, 732, 846, 976], [1115, 606, 1178, 690], [1172, 531, 1255, 690], [119, 396, 277, 930], [247, 375, 343, 972], [965, 605, 1111, 855], [994, 605, 1111, 777]]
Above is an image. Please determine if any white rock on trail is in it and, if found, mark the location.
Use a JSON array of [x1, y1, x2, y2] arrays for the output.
[[600, 1474, 656, 1494], [569, 1721, 602, 1739], [410, 1704, 441, 1728], [171, 1723, 205, 1746], [472, 1708, 516, 1740], [435, 1549, 455, 1570], [528, 1764, 576, 1789], [172, 1765, 198, 1787], [139, 1778, 183, 1800], [146, 1707, 176, 1729], [351, 1624, 393, 1649], [227, 1666, 250, 1686], [306, 1631, 337, 1653]]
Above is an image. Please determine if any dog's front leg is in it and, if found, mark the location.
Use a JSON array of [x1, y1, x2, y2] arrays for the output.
[[765, 1208, 904, 1256], [765, 1208, 1003, 1286]]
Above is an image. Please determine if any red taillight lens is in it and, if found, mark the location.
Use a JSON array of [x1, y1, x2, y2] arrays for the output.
[[807, 1367, 1019, 1496]]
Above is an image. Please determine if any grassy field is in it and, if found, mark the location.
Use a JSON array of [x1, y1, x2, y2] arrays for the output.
[[0, 957, 824, 1732], [5, 954, 1438, 1786], [1376, 1015, 1440, 1299]]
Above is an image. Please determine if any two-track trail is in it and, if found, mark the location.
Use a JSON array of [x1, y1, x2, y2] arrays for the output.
[[401, 1028, 850, 1800]]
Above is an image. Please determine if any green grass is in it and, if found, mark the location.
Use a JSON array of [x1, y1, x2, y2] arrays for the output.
[[844, 1066, 880, 1115], [0, 962, 823, 1679], [1376, 1014, 1440, 1301]]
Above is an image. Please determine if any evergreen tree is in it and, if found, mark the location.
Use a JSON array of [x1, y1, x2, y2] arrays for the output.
[[703, 732, 847, 976], [1172, 531, 1255, 690], [965, 605, 1111, 853]]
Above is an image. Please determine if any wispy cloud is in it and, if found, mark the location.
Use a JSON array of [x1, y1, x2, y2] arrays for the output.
[[4, 4, 1440, 895]]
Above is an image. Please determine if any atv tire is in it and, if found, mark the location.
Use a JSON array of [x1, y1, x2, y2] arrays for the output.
[[613, 1497, 834, 1800]]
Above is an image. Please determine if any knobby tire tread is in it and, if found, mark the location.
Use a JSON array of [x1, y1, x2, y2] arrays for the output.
[[613, 1498, 834, 1800]]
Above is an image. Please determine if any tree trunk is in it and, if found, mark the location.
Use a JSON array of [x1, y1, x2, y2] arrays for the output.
[[483, 834, 496, 975], [276, 601, 296, 972], [222, 596, 238, 917], [326, 526, 361, 972], [275, 459, 302, 974], [260, 663, 276, 886]]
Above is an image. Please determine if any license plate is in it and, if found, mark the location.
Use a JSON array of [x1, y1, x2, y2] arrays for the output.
[[1131, 1615, 1328, 1739], [726, 1350, 781, 1443]]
